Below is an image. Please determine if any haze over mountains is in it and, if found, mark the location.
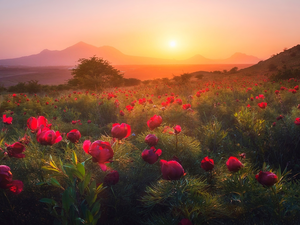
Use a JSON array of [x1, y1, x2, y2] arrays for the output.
[[0, 42, 261, 67]]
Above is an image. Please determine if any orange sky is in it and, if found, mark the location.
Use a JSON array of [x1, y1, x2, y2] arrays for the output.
[[1, 0, 300, 60]]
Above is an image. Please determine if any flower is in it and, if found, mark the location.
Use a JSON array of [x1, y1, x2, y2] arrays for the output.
[[147, 115, 163, 130], [27, 116, 50, 132], [83, 140, 114, 171], [226, 156, 243, 172], [174, 125, 181, 134], [201, 156, 214, 171], [36, 127, 62, 146], [2, 114, 13, 125], [258, 102, 267, 109], [178, 219, 193, 225], [160, 159, 185, 180], [67, 129, 81, 143], [104, 170, 119, 185], [182, 104, 191, 110], [276, 115, 284, 121], [145, 134, 159, 147], [87, 120, 92, 124], [141, 147, 162, 164], [6, 142, 25, 158], [255, 171, 278, 187], [119, 110, 125, 116], [111, 123, 131, 140], [295, 118, 300, 125], [0, 165, 23, 194]]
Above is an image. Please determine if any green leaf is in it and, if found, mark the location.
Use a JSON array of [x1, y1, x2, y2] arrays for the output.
[[49, 177, 63, 189], [91, 201, 101, 216], [59, 157, 66, 174], [83, 173, 92, 190], [40, 198, 57, 205], [77, 163, 85, 178], [72, 151, 78, 165], [62, 188, 72, 212]]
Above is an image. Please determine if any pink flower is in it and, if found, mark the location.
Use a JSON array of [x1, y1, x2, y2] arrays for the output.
[[141, 147, 162, 164], [83, 140, 114, 171], [174, 125, 181, 134], [294, 118, 300, 125]]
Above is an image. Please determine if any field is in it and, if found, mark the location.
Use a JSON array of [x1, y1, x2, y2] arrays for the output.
[[1, 73, 300, 225], [0, 64, 253, 87]]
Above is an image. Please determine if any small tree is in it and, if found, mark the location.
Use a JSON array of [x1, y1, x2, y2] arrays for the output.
[[68, 56, 124, 90]]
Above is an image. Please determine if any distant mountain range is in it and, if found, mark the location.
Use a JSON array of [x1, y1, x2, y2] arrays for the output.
[[0, 42, 261, 66]]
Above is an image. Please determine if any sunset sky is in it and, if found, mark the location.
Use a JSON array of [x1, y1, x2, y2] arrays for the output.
[[1, 0, 300, 60]]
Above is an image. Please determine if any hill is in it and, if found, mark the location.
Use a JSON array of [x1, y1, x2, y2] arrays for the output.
[[0, 42, 261, 66]]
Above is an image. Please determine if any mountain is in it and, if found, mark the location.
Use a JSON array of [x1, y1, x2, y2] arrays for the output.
[[234, 44, 300, 76], [0, 42, 261, 66]]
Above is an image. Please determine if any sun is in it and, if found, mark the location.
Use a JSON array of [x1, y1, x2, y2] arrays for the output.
[[169, 41, 177, 48]]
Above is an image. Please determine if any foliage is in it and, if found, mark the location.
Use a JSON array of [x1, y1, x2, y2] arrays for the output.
[[68, 56, 124, 90]]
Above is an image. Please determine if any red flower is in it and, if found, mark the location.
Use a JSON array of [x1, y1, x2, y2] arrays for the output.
[[0, 165, 23, 194], [67, 129, 81, 143], [258, 102, 267, 109], [87, 120, 91, 124], [174, 125, 181, 134], [160, 159, 185, 180], [176, 99, 183, 105], [147, 115, 163, 130], [142, 147, 162, 164], [250, 97, 254, 101], [182, 104, 191, 110], [111, 123, 131, 140], [27, 116, 50, 132], [226, 156, 243, 172], [294, 118, 300, 125], [2, 114, 13, 125], [7, 180, 24, 195], [145, 134, 159, 147], [6, 142, 26, 158], [255, 171, 278, 187], [104, 170, 119, 185], [0, 165, 13, 189], [36, 127, 62, 146], [275, 90, 279, 95], [201, 156, 214, 171], [72, 120, 77, 125], [83, 140, 114, 171], [178, 218, 193, 225], [276, 115, 284, 121], [119, 110, 125, 116]]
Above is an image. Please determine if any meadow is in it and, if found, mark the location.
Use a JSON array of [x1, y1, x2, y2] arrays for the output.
[[1, 73, 300, 225]]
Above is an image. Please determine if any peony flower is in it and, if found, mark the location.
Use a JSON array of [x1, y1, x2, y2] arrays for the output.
[[226, 156, 243, 172], [145, 134, 159, 147], [294, 118, 300, 125], [201, 156, 214, 171], [258, 102, 267, 109], [67, 129, 81, 143], [83, 140, 114, 171], [182, 104, 191, 110], [174, 125, 181, 134], [104, 170, 119, 185], [255, 171, 278, 187], [160, 159, 185, 180], [147, 115, 163, 130], [0, 165, 23, 194], [178, 219, 193, 225], [6, 142, 26, 158], [36, 127, 62, 146], [27, 116, 50, 132], [111, 123, 131, 140], [2, 114, 13, 125], [141, 147, 162, 164]]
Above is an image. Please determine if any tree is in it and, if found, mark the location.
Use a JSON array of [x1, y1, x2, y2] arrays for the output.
[[68, 56, 124, 90]]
